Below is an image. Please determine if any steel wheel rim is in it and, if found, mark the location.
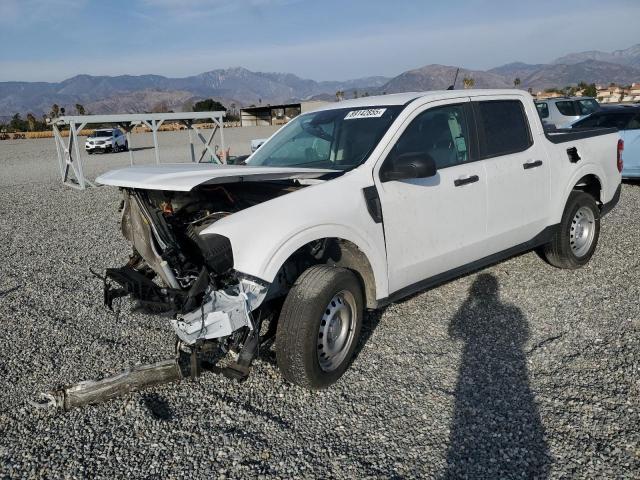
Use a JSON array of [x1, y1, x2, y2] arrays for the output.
[[570, 206, 596, 257], [317, 290, 357, 372]]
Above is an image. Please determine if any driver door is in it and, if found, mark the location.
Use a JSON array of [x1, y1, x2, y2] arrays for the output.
[[375, 99, 489, 294]]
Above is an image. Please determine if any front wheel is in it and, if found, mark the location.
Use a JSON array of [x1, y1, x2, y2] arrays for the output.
[[541, 191, 600, 269], [276, 265, 364, 389]]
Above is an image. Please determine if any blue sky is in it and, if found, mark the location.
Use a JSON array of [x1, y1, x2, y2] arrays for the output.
[[0, 0, 638, 82]]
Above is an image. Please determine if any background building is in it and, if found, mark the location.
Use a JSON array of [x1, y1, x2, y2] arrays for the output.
[[240, 101, 329, 127]]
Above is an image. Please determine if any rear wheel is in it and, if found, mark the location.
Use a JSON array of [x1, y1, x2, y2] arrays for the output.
[[541, 191, 600, 269], [276, 265, 363, 389]]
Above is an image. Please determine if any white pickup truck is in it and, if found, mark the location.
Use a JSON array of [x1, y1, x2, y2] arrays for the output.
[[96, 90, 622, 389]]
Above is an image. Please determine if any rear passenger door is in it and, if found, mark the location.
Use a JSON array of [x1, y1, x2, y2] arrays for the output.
[[472, 97, 550, 252]]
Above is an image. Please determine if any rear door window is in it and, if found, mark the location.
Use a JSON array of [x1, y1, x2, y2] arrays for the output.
[[555, 101, 578, 116], [474, 100, 533, 158]]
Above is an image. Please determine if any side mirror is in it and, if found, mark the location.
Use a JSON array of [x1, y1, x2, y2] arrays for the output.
[[380, 152, 437, 182]]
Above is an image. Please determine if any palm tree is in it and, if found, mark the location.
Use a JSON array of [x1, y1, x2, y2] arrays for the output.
[[513, 78, 521, 88], [463, 77, 475, 89], [75, 103, 85, 115]]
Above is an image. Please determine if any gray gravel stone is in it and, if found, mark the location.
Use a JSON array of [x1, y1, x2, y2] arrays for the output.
[[0, 135, 638, 479]]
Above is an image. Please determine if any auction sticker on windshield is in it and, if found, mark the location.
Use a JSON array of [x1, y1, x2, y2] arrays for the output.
[[344, 108, 387, 120]]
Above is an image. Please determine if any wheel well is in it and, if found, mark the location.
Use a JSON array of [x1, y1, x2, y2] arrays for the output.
[[273, 238, 377, 309], [573, 174, 602, 205]]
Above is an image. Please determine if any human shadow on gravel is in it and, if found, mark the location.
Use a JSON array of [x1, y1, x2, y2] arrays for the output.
[[443, 274, 551, 479]]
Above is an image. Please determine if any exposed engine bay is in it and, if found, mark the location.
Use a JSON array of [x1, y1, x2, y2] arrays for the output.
[[102, 179, 326, 379]]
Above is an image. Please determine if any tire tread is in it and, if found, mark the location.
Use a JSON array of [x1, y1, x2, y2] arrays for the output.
[[276, 265, 362, 388]]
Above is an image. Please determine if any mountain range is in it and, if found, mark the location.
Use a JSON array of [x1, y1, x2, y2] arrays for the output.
[[1, 43, 639, 120]]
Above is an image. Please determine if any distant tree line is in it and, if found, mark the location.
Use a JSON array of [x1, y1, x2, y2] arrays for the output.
[[0, 103, 87, 133], [543, 81, 598, 97]]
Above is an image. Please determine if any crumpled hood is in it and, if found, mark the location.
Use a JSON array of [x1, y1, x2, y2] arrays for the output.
[[95, 163, 336, 191]]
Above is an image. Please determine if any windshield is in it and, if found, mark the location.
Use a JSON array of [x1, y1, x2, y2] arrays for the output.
[[90, 130, 112, 138], [247, 106, 403, 170]]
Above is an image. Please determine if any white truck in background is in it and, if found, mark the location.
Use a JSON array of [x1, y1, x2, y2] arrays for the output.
[[94, 89, 622, 389]]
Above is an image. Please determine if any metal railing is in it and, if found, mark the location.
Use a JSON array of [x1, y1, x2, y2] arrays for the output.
[[50, 111, 226, 190]]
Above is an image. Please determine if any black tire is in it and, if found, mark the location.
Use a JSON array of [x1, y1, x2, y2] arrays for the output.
[[541, 191, 600, 269], [276, 265, 364, 389]]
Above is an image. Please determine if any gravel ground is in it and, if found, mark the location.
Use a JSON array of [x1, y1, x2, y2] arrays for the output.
[[0, 133, 638, 479]]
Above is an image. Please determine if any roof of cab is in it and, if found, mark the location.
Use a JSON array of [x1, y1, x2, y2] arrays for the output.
[[314, 89, 532, 111]]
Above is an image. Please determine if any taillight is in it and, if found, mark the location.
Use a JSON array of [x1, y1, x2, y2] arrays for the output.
[[617, 138, 624, 173]]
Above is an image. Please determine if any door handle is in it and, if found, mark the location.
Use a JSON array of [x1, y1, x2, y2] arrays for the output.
[[523, 160, 543, 170], [454, 175, 479, 187]]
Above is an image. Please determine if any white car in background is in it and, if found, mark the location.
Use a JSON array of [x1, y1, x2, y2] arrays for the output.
[[535, 97, 600, 128], [85, 128, 128, 154]]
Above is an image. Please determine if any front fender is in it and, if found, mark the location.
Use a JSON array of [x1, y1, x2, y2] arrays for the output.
[[262, 224, 388, 300], [199, 170, 390, 300]]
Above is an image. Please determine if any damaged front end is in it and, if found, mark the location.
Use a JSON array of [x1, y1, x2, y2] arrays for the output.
[[103, 183, 294, 378]]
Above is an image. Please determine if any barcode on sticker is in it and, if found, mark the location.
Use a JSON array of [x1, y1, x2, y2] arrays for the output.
[[344, 108, 386, 120]]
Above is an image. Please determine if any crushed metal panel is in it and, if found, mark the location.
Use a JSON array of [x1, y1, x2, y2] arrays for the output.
[[171, 278, 268, 344]]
